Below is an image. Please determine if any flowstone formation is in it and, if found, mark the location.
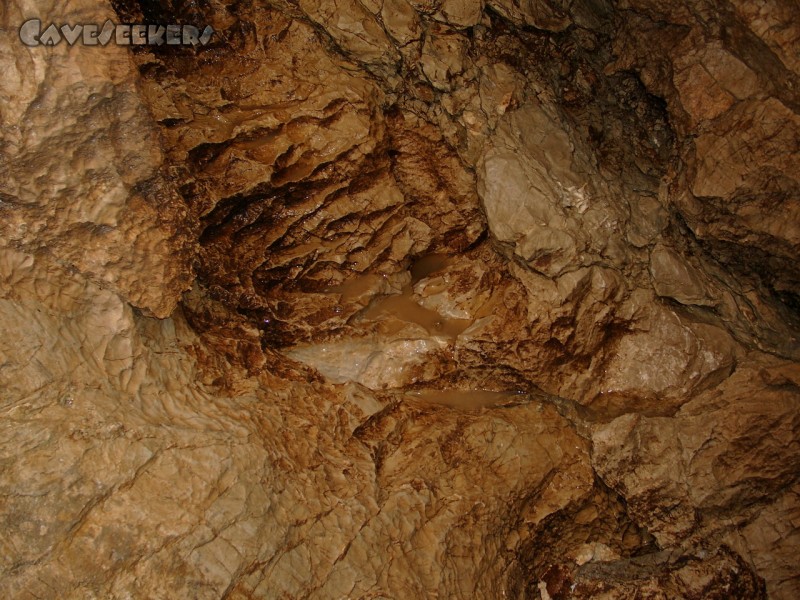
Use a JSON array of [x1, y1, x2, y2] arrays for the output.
[[1, 0, 799, 598]]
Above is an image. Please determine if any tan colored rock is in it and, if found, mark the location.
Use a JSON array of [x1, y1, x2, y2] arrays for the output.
[[626, 193, 668, 248], [479, 102, 587, 276], [649, 243, 715, 306], [298, 0, 399, 70], [421, 28, 470, 91], [478, 96, 647, 281], [436, 0, 484, 27], [593, 358, 800, 553], [479, 62, 525, 127], [672, 44, 760, 125], [731, 0, 800, 75], [1, 0, 799, 597], [611, 0, 800, 319], [726, 483, 800, 600], [382, 0, 422, 45], [0, 0, 194, 317], [592, 302, 736, 412], [0, 246, 596, 598], [487, 0, 571, 31]]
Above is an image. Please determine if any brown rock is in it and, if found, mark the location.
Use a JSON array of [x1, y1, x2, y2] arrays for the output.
[[0, 0, 194, 317], [649, 244, 714, 306], [1, 0, 799, 597]]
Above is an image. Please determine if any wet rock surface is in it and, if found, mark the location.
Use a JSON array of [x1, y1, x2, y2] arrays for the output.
[[1, 0, 799, 598]]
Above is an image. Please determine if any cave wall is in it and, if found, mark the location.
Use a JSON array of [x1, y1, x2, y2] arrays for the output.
[[1, 0, 799, 598]]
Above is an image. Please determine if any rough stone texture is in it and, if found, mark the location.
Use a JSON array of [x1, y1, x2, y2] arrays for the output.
[[610, 0, 800, 332], [592, 358, 800, 596], [0, 250, 593, 598], [0, 0, 194, 317], [1, 0, 799, 598]]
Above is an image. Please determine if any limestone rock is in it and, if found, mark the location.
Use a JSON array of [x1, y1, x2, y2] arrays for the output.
[[593, 357, 800, 548], [436, 0, 484, 28], [1, 0, 799, 597], [611, 0, 800, 310], [478, 101, 629, 277], [298, 0, 400, 71], [487, 0, 571, 31], [0, 0, 194, 317], [649, 243, 714, 306], [382, 0, 422, 45], [421, 28, 470, 92]]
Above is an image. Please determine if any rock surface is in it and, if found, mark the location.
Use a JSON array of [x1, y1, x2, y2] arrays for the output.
[[1, 0, 799, 598]]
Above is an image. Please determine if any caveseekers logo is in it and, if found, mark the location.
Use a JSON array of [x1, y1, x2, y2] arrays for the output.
[[19, 19, 214, 47]]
